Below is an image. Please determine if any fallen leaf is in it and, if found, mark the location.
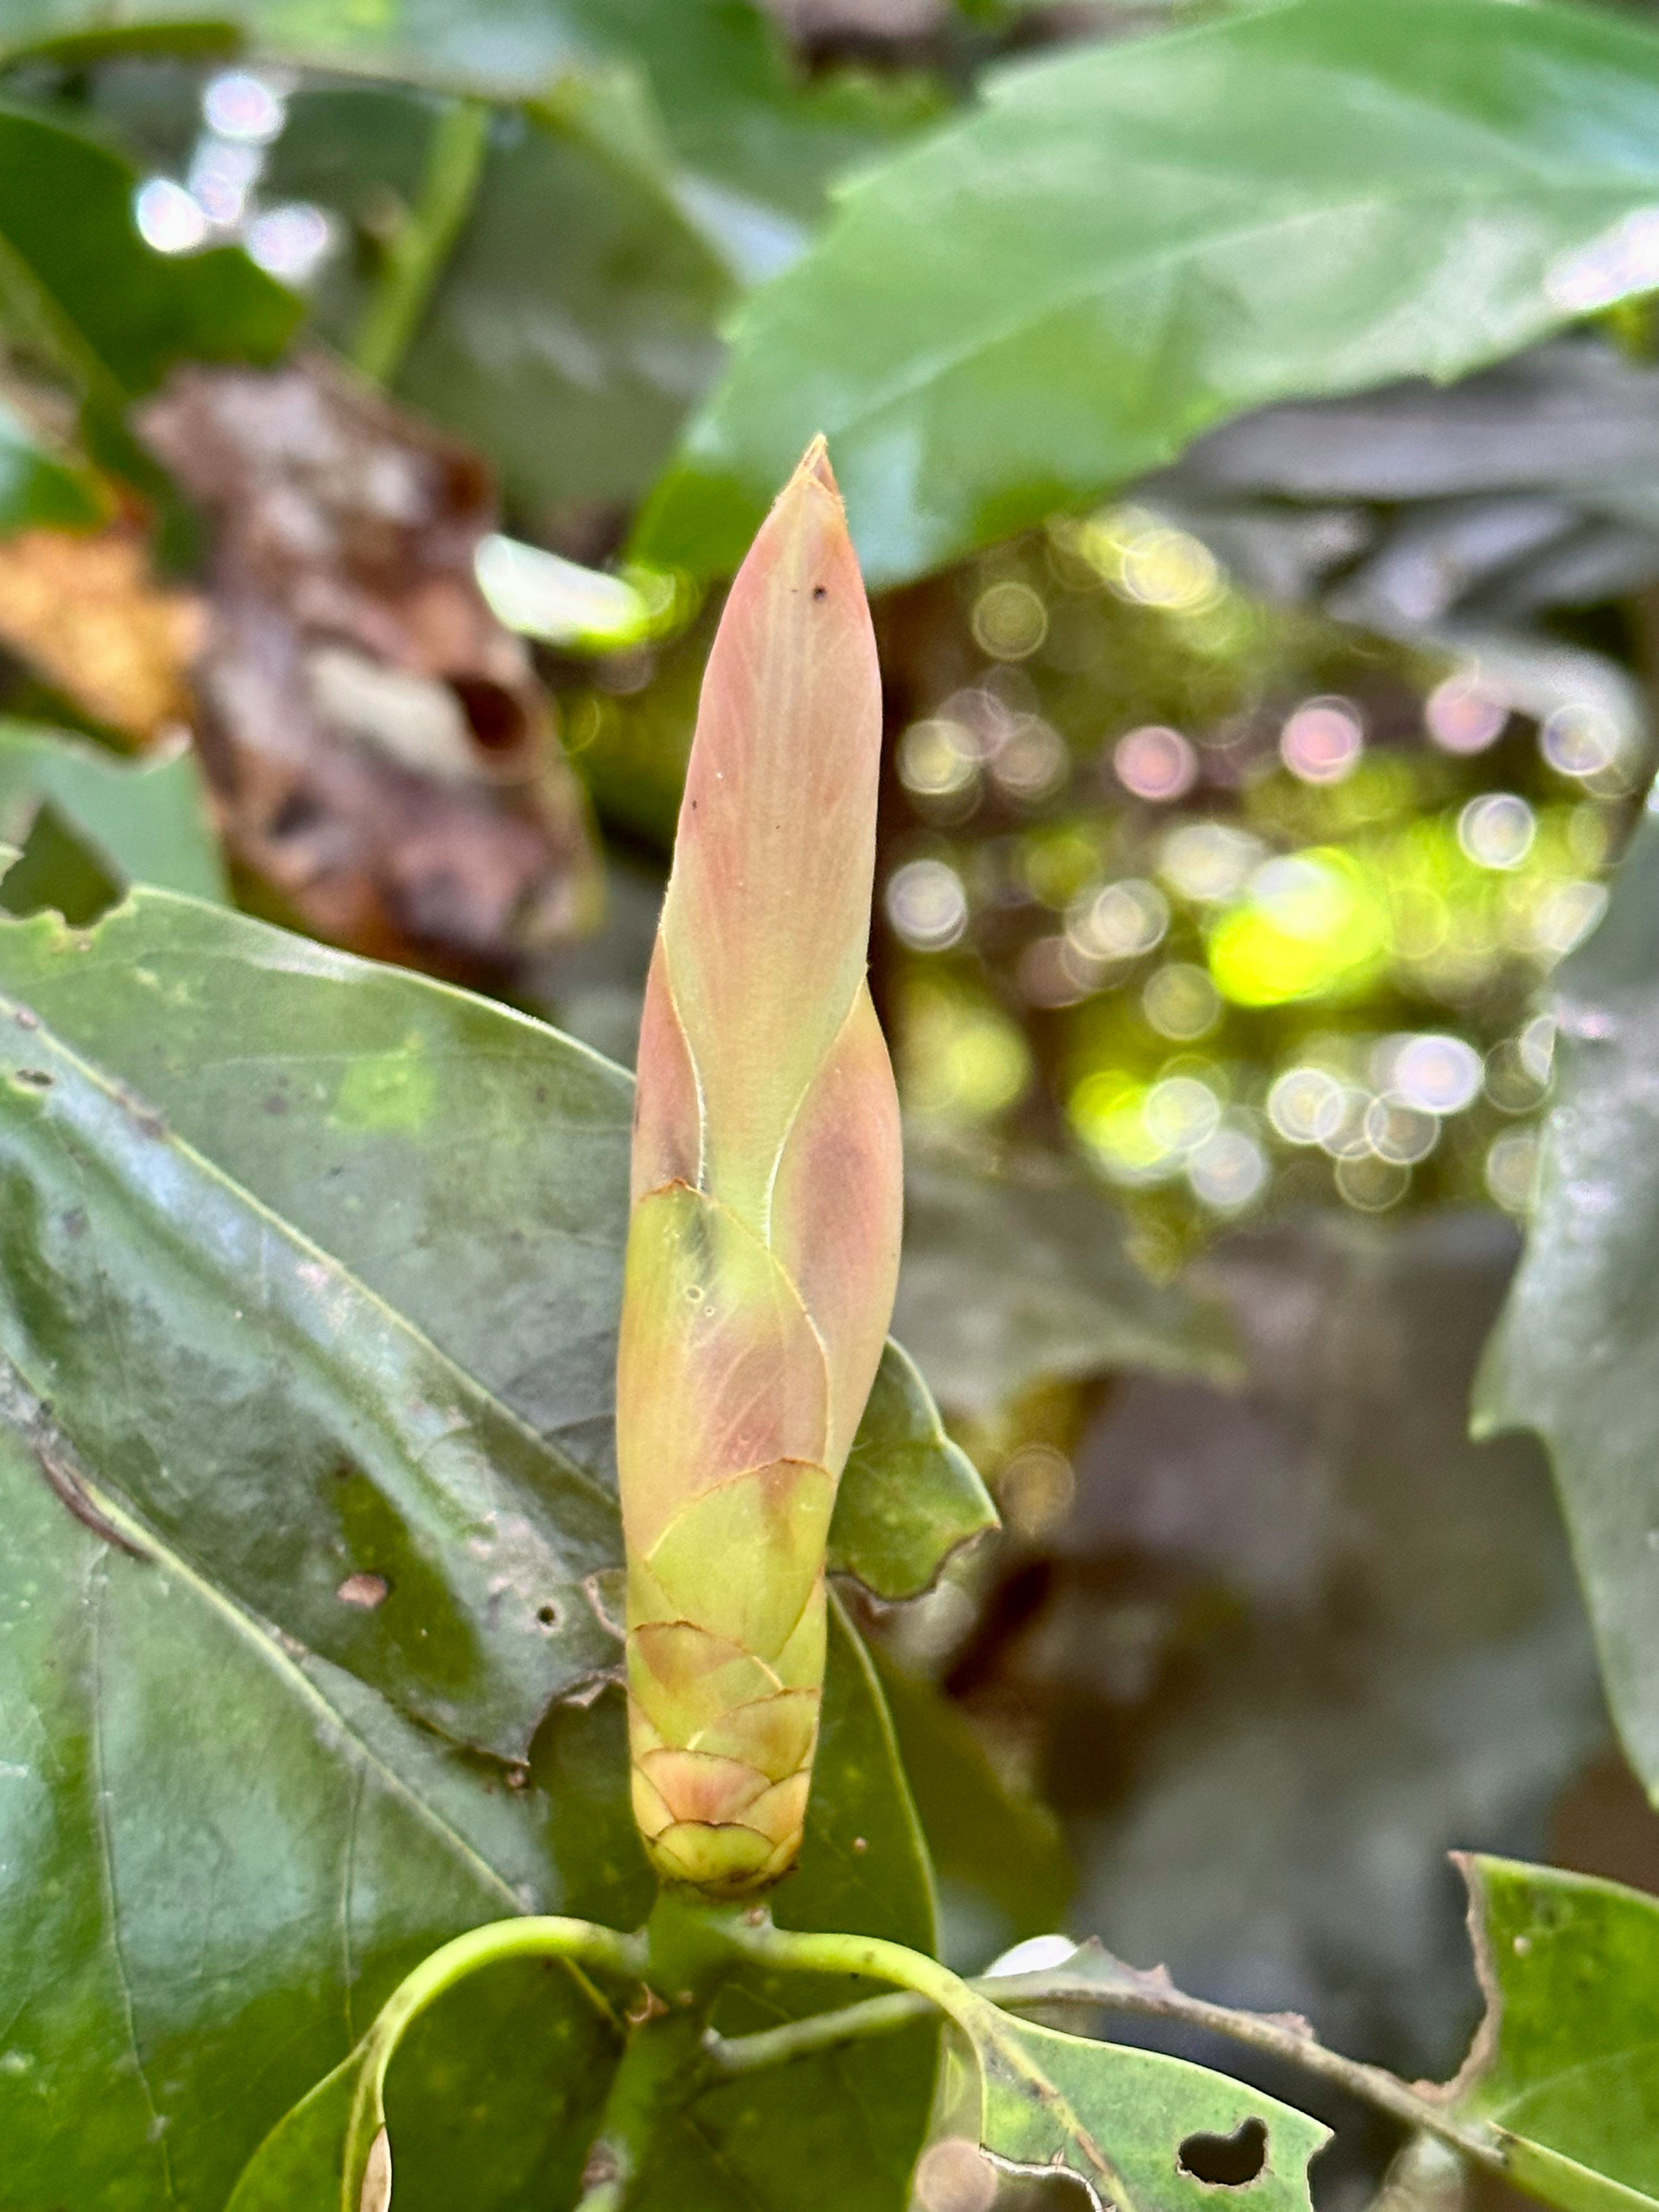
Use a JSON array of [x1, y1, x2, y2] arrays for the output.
[[140, 355, 600, 977], [0, 527, 202, 741]]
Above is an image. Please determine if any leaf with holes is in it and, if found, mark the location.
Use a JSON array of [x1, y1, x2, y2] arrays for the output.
[[0, 883, 952, 2207], [932, 1985, 1328, 2209]]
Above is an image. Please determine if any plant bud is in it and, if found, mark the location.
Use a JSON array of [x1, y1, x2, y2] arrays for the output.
[[617, 439, 901, 1896]]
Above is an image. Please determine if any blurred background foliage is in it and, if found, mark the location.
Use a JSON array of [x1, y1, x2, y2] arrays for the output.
[[6, 2, 1659, 2200]]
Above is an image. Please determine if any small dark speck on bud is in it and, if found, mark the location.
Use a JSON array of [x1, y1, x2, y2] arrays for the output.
[[851, 1836, 868, 1853], [813, 585, 827, 600]]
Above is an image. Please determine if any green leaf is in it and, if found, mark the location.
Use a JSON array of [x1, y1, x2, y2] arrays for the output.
[[0, 988, 622, 1759], [267, 85, 732, 517], [0, 396, 107, 530], [0, 721, 226, 904], [873, 1647, 1071, 1968], [933, 1985, 1327, 2210], [0, 1414, 614, 2212], [0, 885, 950, 2206], [0, 886, 973, 1591], [1447, 1857, 1659, 2210], [635, 0, 1659, 586], [1, 0, 933, 220], [831, 1335, 996, 1599], [893, 1145, 1239, 1419], [1474, 813, 1659, 1798], [0, 98, 297, 400]]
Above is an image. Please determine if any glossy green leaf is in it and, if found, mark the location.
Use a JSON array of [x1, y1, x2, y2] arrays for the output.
[[893, 1145, 1239, 1419], [0, 886, 973, 1592], [0, 1414, 613, 2212], [0, 722, 225, 904], [0, 397, 107, 530], [0, 99, 296, 399], [832, 1336, 996, 1598], [874, 1647, 1071, 1969], [636, 0, 1659, 586], [1475, 814, 1659, 1798], [0, 878, 946, 2205], [0, 988, 623, 1758], [1447, 1857, 1659, 2209]]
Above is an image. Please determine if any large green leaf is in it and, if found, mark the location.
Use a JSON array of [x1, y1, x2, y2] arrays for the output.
[[0, 886, 983, 1592], [1447, 1857, 1659, 2210], [0, 721, 226, 904], [0, 0, 933, 221], [265, 84, 733, 519], [0, 97, 296, 399], [636, 0, 1659, 586], [0, 884, 948, 2205], [1475, 814, 1659, 1799], [0, 1412, 616, 2212]]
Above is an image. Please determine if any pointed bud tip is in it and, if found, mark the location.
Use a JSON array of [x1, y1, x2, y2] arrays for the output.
[[784, 434, 840, 507]]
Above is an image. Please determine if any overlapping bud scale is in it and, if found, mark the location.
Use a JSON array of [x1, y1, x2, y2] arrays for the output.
[[617, 441, 901, 1897]]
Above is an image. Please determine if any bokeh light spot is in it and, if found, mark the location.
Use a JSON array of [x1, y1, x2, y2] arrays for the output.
[[972, 581, 1048, 660], [1159, 820, 1265, 904], [1188, 1125, 1268, 1211], [1143, 963, 1220, 1040], [886, 858, 968, 951], [1426, 672, 1508, 755], [899, 717, 979, 801], [1392, 1032, 1483, 1114], [1069, 878, 1169, 962], [1486, 1128, 1541, 1214], [1280, 697, 1363, 785], [1267, 1065, 1345, 1145], [1458, 792, 1536, 870], [1115, 724, 1198, 802]]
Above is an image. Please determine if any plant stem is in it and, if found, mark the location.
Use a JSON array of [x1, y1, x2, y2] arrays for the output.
[[350, 95, 491, 387], [718, 1925, 1511, 2183], [369, 1914, 646, 2063], [571, 1890, 746, 2210]]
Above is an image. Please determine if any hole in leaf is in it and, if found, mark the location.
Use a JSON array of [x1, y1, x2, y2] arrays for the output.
[[448, 676, 527, 754], [1178, 2118, 1268, 2187]]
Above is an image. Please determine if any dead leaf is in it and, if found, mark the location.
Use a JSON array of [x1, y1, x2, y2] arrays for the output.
[[140, 356, 600, 977], [0, 528, 202, 742]]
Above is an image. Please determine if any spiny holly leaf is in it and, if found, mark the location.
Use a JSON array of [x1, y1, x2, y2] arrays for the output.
[[637, 0, 1659, 586], [1447, 1857, 1659, 2210], [1475, 813, 1659, 1796], [934, 1986, 1328, 2210], [0, 721, 225, 906]]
